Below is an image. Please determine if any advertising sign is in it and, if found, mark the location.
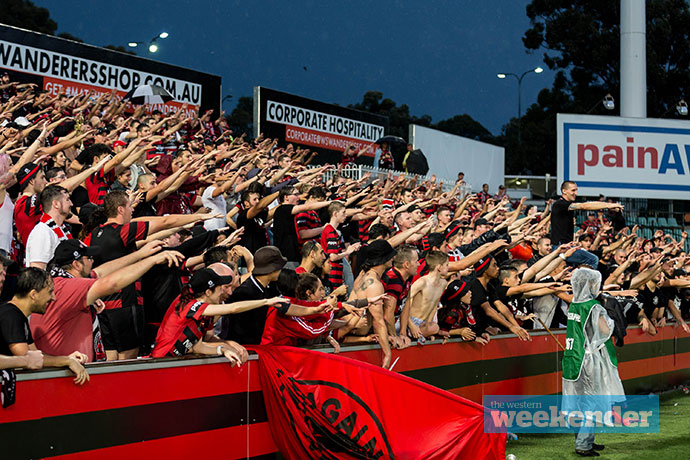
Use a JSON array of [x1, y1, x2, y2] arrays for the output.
[[0, 24, 221, 117], [558, 114, 690, 199], [254, 87, 388, 164]]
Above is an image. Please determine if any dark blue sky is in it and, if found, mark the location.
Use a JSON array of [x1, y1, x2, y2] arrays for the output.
[[34, 0, 552, 135]]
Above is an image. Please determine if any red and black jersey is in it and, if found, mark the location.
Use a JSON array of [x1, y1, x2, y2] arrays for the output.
[[423, 204, 437, 218], [438, 304, 475, 331], [14, 194, 41, 246], [89, 221, 149, 310], [381, 267, 411, 315], [321, 224, 344, 287], [151, 299, 212, 357], [261, 297, 335, 346], [295, 210, 321, 245], [85, 166, 115, 205], [358, 218, 374, 244]]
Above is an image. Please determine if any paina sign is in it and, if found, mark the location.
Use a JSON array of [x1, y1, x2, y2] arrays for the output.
[[557, 114, 690, 199]]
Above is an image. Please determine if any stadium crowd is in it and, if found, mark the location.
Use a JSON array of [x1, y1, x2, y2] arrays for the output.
[[0, 76, 689, 396]]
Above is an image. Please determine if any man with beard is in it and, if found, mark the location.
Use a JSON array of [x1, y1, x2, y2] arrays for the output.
[[26, 186, 73, 269]]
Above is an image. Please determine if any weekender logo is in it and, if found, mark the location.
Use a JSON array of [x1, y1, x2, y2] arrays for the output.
[[483, 395, 659, 434]]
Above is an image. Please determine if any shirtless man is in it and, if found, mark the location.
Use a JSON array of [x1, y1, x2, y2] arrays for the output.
[[346, 239, 397, 368], [399, 251, 449, 344]]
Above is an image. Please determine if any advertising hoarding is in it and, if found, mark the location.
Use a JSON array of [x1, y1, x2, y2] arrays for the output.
[[0, 24, 221, 117], [254, 86, 388, 164], [558, 114, 690, 199]]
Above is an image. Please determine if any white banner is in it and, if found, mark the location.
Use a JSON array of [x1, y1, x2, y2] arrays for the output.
[[266, 100, 384, 142], [409, 124, 504, 192], [0, 40, 201, 104], [557, 114, 690, 199]]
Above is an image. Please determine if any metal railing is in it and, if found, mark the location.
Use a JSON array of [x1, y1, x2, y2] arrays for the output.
[[315, 164, 473, 195]]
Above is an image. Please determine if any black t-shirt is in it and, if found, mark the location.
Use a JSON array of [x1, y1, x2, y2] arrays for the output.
[[491, 284, 534, 329], [219, 275, 280, 345], [0, 302, 32, 356], [90, 221, 150, 309], [637, 287, 667, 318], [661, 285, 680, 319], [133, 198, 157, 218], [550, 198, 574, 246], [469, 278, 491, 333], [236, 208, 269, 254], [272, 204, 299, 262]]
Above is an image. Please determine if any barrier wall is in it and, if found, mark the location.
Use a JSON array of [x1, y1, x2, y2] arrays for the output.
[[2, 326, 688, 459], [409, 124, 505, 193]]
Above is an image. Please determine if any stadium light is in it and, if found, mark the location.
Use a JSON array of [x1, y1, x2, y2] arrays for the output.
[[603, 94, 615, 110], [126, 32, 169, 54], [496, 66, 545, 144]]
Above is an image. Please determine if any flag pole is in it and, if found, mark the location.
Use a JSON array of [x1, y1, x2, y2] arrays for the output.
[[536, 317, 566, 352]]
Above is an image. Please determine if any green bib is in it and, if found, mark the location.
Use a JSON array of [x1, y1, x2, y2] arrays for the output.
[[562, 299, 618, 381]]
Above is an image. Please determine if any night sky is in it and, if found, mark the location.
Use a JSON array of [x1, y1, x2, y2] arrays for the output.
[[33, 0, 552, 135]]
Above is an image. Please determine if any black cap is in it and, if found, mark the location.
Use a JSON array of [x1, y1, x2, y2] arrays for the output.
[[253, 246, 287, 275], [189, 268, 233, 294], [51, 240, 100, 266], [407, 204, 420, 213], [16, 162, 41, 190], [78, 203, 101, 224], [364, 239, 397, 267], [475, 256, 494, 276], [441, 280, 471, 306], [475, 217, 491, 228], [445, 220, 463, 241]]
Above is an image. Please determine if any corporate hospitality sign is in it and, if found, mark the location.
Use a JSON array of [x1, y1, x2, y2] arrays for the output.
[[558, 114, 690, 200], [254, 87, 388, 164], [0, 24, 221, 117]]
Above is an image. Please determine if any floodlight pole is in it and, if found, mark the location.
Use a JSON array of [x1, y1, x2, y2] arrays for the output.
[[620, 0, 646, 118], [497, 68, 543, 144]]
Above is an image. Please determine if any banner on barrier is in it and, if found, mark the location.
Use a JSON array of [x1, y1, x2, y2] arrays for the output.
[[254, 345, 506, 460]]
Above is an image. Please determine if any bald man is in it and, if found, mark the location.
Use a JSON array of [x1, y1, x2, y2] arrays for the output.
[[207, 262, 248, 363]]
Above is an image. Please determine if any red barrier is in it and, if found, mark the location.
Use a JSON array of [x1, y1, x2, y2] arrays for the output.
[[1, 326, 688, 459]]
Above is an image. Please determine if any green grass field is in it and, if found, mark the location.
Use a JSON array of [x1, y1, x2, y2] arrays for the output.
[[504, 390, 690, 460]]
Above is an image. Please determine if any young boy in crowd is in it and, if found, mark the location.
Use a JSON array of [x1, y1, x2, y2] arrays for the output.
[[398, 250, 449, 344]]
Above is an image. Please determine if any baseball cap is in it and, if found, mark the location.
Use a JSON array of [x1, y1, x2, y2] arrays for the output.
[[51, 240, 100, 267], [475, 256, 494, 275], [445, 220, 463, 241], [474, 217, 491, 228], [441, 280, 471, 306], [16, 162, 42, 190], [189, 268, 233, 294]]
